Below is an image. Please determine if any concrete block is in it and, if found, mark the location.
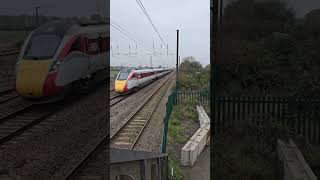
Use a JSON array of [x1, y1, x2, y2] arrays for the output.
[[277, 139, 318, 180], [197, 106, 210, 127], [189, 143, 198, 166], [180, 106, 211, 167], [181, 141, 192, 166]]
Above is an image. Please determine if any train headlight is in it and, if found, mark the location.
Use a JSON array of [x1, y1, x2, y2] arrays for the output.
[[49, 60, 61, 72]]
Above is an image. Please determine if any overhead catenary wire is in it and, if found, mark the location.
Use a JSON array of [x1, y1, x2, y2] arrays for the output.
[[111, 23, 150, 53], [134, 0, 167, 45], [111, 21, 164, 55]]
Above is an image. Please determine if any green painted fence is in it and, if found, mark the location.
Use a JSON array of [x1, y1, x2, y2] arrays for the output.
[[175, 91, 210, 105], [160, 90, 209, 153], [213, 96, 320, 144], [160, 91, 177, 153]]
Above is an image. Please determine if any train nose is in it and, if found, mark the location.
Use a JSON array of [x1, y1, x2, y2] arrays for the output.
[[16, 60, 52, 98], [115, 80, 127, 93]]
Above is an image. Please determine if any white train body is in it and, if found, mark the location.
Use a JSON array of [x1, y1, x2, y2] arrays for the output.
[[114, 68, 172, 93]]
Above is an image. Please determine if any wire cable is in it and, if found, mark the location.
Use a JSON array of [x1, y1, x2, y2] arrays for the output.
[[134, 0, 167, 45]]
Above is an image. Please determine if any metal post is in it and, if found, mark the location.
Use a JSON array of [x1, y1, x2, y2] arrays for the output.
[[129, 44, 131, 56], [35, 6, 40, 27], [176, 30, 179, 90], [219, 0, 223, 26]]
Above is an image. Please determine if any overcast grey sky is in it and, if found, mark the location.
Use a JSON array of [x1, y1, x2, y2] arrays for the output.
[[111, 0, 210, 67], [0, 0, 107, 17]]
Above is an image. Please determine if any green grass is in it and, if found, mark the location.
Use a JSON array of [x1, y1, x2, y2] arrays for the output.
[[212, 118, 289, 180], [110, 70, 119, 79], [167, 100, 199, 179], [168, 157, 184, 180], [0, 31, 26, 46], [168, 101, 198, 144]]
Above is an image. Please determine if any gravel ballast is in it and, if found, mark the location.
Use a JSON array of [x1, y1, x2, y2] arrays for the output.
[[0, 85, 108, 179]]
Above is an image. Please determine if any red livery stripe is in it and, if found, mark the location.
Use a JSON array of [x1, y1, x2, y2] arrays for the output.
[[43, 72, 64, 96]]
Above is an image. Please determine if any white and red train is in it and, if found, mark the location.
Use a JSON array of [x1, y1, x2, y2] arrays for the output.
[[15, 19, 108, 101], [114, 68, 172, 93]]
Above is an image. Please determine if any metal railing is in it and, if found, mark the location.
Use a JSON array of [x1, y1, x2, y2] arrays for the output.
[[213, 96, 320, 143]]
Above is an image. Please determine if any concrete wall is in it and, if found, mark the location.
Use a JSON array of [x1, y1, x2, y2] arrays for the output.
[[181, 106, 210, 167], [277, 139, 318, 180]]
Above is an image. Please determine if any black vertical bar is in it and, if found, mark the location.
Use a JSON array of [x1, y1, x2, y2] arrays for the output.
[[237, 97, 240, 122], [222, 96, 226, 127], [252, 96, 256, 123], [217, 96, 221, 131], [140, 160, 146, 180], [242, 96, 246, 121], [318, 102, 320, 143], [308, 100, 311, 142], [303, 98, 306, 139], [277, 97, 281, 123], [282, 97, 286, 127], [312, 100, 316, 142], [227, 96, 231, 125], [316, 101, 320, 143], [213, 96, 216, 124], [267, 96, 270, 115], [272, 97, 276, 119], [176, 30, 179, 90], [232, 97, 235, 125], [262, 96, 265, 121], [297, 97, 301, 134], [247, 96, 251, 119], [257, 96, 260, 124]]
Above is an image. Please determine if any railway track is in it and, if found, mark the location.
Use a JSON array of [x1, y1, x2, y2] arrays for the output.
[[62, 131, 109, 180], [0, 104, 59, 145], [0, 97, 33, 120], [111, 72, 174, 150], [63, 73, 174, 179], [110, 95, 128, 107], [0, 88, 18, 104], [0, 48, 20, 56], [0, 85, 105, 146]]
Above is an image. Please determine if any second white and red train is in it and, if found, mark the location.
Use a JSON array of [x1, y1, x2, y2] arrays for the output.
[[114, 68, 172, 93]]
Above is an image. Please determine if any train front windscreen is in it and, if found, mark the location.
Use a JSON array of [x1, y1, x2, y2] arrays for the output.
[[23, 34, 62, 60], [117, 69, 133, 80]]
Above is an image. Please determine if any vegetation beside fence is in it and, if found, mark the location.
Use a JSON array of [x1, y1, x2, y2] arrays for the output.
[[166, 98, 204, 180], [213, 117, 289, 180], [178, 57, 209, 91], [216, 0, 320, 97]]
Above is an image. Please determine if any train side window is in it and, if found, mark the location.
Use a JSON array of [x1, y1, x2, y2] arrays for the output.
[[69, 37, 81, 53], [87, 39, 99, 54]]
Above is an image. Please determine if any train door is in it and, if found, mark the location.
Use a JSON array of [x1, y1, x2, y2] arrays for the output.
[[130, 72, 138, 90]]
